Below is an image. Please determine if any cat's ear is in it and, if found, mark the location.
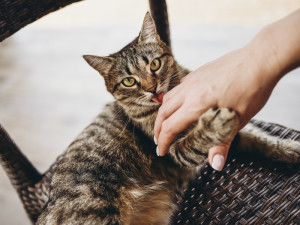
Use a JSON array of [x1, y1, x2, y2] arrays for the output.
[[138, 12, 160, 44], [83, 55, 114, 76]]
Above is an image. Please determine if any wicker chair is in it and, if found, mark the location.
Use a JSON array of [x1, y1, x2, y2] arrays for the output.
[[0, 0, 299, 224]]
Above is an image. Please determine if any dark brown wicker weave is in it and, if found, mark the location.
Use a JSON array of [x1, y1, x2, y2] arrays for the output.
[[0, 0, 171, 46], [0, 0, 82, 42], [171, 120, 300, 225], [0, 0, 299, 224]]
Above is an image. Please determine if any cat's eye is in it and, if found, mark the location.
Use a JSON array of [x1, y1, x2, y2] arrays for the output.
[[122, 77, 136, 87], [150, 58, 161, 72]]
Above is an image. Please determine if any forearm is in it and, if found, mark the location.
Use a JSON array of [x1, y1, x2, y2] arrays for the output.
[[248, 9, 300, 84], [155, 9, 300, 158]]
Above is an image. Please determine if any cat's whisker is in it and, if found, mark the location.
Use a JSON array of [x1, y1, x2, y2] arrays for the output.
[[103, 114, 131, 151], [99, 100, 138, 149], [103, 95, 146, 150], [159, 70, 181, 92], [107, 96, 140, 126]]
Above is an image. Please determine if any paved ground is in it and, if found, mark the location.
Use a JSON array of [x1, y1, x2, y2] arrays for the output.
[[0, 1, 299, 224]]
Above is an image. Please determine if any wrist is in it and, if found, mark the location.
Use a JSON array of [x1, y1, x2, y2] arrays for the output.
[[229, 32, 282, 126], [244, 28, 283, 88], [248, 10, 300, 82]]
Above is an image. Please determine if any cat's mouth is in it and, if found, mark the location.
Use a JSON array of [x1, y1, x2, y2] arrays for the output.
[[151, 92, 164, 104]]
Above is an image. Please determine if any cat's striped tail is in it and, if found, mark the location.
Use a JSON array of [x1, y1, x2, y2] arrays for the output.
[[236, 120, 300, 163]]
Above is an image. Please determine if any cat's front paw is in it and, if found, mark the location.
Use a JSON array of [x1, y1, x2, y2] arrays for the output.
[[199, 107, 239, 144], [170, 108, 239, 168]]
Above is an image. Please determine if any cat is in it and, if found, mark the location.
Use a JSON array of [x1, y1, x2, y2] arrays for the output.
[[36, 12, 300, 225]]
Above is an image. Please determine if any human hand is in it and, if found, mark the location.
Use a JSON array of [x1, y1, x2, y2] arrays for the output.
[[154, 9, 300, 171], [154, 43, 281, 170]]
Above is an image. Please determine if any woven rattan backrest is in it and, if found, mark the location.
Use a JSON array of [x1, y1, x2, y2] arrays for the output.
[[171, 119, 300, 224]]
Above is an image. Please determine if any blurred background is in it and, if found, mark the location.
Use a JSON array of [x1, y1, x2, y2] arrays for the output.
[[0, 0, 299, 224]]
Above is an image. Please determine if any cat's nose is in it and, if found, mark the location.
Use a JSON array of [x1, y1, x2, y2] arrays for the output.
[[147, 85, 157, 94]]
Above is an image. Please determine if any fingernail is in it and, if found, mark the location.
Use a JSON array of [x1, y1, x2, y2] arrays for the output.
[[154, 136, 157, 145], [212, 154, 225, 171], [156, 146, 160, 156]]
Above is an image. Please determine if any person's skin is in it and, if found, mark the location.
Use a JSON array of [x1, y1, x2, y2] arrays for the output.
[[154, 9, 300, 171]]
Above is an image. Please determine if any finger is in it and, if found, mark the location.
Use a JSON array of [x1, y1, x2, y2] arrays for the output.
[[180, 76, 187, 83], [165, 72, 199, 102], [154, 92, 184, 140], [208, 139, 233, 171], [162, 81, 186, 103], [179, 68, 201, 83], [157, 105, 200, 156], [179, 72, 194, 83]]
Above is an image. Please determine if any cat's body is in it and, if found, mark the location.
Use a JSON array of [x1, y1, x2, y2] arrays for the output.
[[36, 13, 300, 225], [38, 102, 184, 224]]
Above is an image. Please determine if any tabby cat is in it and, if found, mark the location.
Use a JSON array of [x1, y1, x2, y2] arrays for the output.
[[37, 12, 300, 225]]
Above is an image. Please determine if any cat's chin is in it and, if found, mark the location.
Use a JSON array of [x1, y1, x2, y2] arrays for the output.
[[147, 101, 161, 107]]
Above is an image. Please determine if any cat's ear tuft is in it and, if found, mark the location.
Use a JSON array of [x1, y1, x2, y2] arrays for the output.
[[138, 12, 160, 44], [83, 55, 114, 76]]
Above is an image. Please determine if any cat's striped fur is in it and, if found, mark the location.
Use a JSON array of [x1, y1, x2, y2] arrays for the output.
[[37, 13, 300, 225]]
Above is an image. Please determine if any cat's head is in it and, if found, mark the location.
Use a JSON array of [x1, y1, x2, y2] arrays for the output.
[[83, 12, 184, 116]]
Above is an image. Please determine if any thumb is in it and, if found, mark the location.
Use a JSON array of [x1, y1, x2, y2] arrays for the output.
[[208, 142, 232, 171]]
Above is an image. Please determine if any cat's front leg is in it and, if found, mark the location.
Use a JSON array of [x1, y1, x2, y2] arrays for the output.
[[169, 108, 239, 168]]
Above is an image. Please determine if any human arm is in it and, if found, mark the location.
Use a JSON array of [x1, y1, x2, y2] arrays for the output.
[[154, 9, 300, 170]]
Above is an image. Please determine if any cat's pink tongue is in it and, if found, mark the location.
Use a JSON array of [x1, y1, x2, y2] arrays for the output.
[[152, 93, 164, 104]]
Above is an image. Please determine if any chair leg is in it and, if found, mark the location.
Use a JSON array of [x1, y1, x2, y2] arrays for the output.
[[0, 124, 44, 223]]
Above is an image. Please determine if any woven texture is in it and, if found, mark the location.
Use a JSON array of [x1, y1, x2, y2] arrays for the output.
[[0, 0, 82, 42], [0, 125, 47, 222], [171, 120, 300, 225], [149, 0, 171, 48]]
